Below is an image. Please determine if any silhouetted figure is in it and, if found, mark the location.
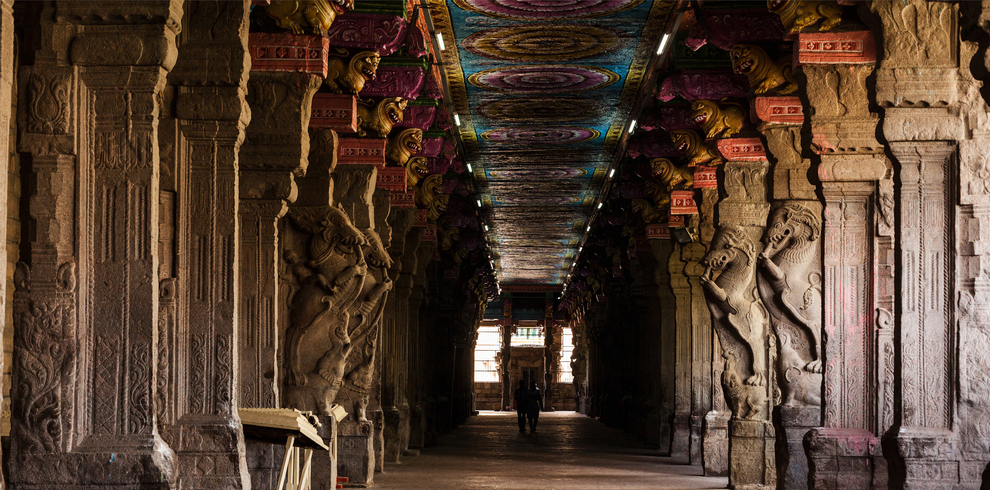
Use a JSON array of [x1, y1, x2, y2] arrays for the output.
[[526, 382, 543, 432], [513, 379, 529, 432]]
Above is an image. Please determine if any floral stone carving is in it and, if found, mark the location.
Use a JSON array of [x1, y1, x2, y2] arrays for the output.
[[356, 97, 407, 138], [325, 50, 381, 95], [701, 226, 771, 419], [730, 44, 797, 95], [757, 203, 823, 407], [689, 99, 746, 139], [265, 0, 354, 35]]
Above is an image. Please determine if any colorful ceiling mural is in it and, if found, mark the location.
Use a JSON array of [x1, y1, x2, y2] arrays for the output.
[[428, 0, 674, 284]]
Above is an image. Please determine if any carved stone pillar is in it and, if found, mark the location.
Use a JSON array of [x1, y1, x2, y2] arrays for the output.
[[382, 207, 415, 463], [701, 158, 774, 490], [165, 2, 253, 487], [11, 2, 181, 487], [0, 1, 12, 487], [653, 239, 681, 456], [406, 237, 434, 451]]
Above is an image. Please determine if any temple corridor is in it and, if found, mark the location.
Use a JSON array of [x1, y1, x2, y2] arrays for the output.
[[375, 412, 727, 490]]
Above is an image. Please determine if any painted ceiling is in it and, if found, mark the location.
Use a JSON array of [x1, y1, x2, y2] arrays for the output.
[[428, 0, 674, 285]]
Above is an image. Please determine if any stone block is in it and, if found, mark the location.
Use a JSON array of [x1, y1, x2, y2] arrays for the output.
[[337, 421, 375, 487], [310, 93, 358, 133], [703, 411, 729, 477], [390, 191, 416, 208], [795, 31, 877, 65], [751, 96, 803, 125], [716, 137, 767, 161], [248, 33, 329, 77], [376, 166, 406, 192], [338, 137, 387, 166], [693, 167, 717, 189]]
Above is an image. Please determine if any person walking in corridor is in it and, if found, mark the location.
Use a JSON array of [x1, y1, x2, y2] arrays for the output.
[[513, 380, 529, 432], [526, 382, 544, 432]]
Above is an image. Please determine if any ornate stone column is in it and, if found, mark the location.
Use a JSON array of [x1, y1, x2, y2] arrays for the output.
[[382, 207, 416, 463], [701, 147, 774, 489], [797, 24, 890, 490], [165, 2, 253, 487], [407, 236, 436, 450], [652, 239, 679, 455], [11, 2, 181, 487], [0, 1, 12, 486]]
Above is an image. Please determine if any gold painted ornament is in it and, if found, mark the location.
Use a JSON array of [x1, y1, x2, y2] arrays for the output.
[[644, 180, 671, 209], [415, 174, 448, 223], [632, 199, 662, 223], [689, 99, 747, 139], [670, 129, 724, 167], [405, 156, 429, 188], [650, 158, 694, 191], [730, 44, 798, 95], [768, 0, 843, 33], [265, 0, 353, 35], [386, 128, 423, 167], [356, 97, 407, 138], [325, 50, 381, 95]]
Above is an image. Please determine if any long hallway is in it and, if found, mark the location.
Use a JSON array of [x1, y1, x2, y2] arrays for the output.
[[375, 412, 728, 490]]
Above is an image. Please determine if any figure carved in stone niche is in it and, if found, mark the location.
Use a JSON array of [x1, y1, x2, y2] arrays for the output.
[[326, 50, 381, 95], [357, 97, 407, 138], [757, 203, 823, 406], [730, 44, 798, 95], [266, 0, 354, 35], [386, 127, 423, 167], [282, 206, 369, 415], [671, 129, 724, 167], [768, 0, 843, 34], [688, 99, 746, 139], [415, 174, 448, 222], [700, 226, 771, 418], [338, 228, 394, 422], [405, 156, 429, 188], [650, 158, 694, 191]]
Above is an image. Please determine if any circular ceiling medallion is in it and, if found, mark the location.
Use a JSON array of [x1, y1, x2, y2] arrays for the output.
[[489, 168, 588, 179], [453, 0, 644, 21], [469, 65, 619, 93], [477, 98, 601, 123], [481, 126, 600, 145], [463, 25, 622, 62]]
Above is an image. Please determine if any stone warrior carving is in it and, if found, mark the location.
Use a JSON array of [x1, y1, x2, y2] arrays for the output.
[[282, 206, 369, 415], [337, 228, 394, 422], [757, 203, 823, 406], [701, 226, 771, 419]]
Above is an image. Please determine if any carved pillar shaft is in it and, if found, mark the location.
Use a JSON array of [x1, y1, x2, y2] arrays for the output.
[[406, 238, 435, 450], [658, 240, 684, 456], [382, 209, 416, 463]]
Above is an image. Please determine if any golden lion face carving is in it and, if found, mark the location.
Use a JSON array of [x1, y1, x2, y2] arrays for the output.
[[670, 129, 724, 167], [650, 158, 694, 191], [415, 174, 448, 223], [405, 157, 429, 188], [644, 179, 671, 209], [631, 198, 662, 224], [730, 44, 797, 95], [356, 97, 407, 138], [768, 0, 843, 34], [689, 99, 746, 139], [266, 0, 354, 35], [386, 128, 423, 167], [326, 50, 381, 95]]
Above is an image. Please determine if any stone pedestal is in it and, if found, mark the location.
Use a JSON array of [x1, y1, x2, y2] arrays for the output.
[[703, 410, 729, 476], [806, 428, 880, 489], [309, 414, 340, 490], [728, 419, 775, 490], [776, 406, 819, 489], [337, 421, 376, 486]]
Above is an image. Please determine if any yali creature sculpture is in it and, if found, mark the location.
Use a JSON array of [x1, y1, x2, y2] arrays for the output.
[[356, 97, 407, 138], [768, 0, 843, 34], [670, 129, 724, 167], [689, 99, 747, 139], [730, 44, 798, 95], [266, 0, 354, 35], [326, 50, 381, 95]]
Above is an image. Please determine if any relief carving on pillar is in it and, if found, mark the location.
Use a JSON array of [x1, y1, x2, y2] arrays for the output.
[[756, 202, 823, 407], [26, 71, 71, 135], [282, 206, 368, 415], [700, 227, 770, 419]]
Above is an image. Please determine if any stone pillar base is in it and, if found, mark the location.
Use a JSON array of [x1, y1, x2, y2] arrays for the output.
[[245, 439, 284, 490], [408, 404, 425, 449], [383, 407, 401, 463], [775, 405, 820, 490], [337, 420, 375, 487], [671, 413, 690, 458], [728, 418, 776, 489], [703, 410, 729, 476], [657, 407, 673, 454], [372, 409, 385, 473], [176, 416, 250, 489], [310, 415, 339, 490], [894, 428, 957, 489], [689, 415, 704, 465], [805, 427, 879, 489]]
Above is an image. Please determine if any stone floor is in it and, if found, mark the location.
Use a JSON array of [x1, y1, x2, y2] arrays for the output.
[[374, 411, 728, 489]]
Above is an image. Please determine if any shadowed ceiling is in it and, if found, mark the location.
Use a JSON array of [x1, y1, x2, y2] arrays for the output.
[[429, 0, 675, 285]]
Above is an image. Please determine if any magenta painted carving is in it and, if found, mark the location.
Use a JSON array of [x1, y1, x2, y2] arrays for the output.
[[657, 70, 750, 102], [698, 7, 785, 49], [627, 131, 680, 159], [360, 66, 427, 99], [421, 137, 446, 157], [395, 105, 438, 130], [325, 13, 409, 56]]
